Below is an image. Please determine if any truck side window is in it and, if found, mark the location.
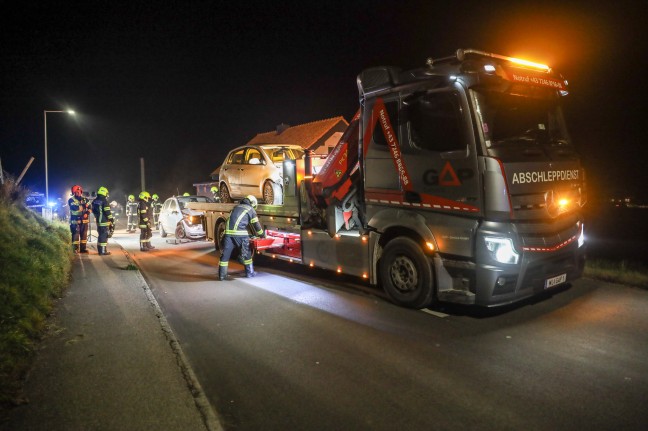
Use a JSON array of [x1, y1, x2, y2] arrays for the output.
[[372, 101, 399, 147], [409, 92, 463, 152]]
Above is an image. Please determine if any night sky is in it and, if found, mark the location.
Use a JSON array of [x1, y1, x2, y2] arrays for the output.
[[2, 1, 647, 204]]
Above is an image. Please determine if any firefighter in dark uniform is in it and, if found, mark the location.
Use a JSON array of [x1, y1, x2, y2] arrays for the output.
[[219, 195, 265, 281], [126, 194, 138, 232], [210, 185, 220, 202], [68, 184, 91, 253], [151, 193, 162, 230], [138, 191, 155, 251], [91, 186, 115, 255]]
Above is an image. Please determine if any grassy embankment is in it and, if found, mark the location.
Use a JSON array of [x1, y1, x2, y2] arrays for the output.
[[584, 259, 648, 289], [0, 181, 73, 408]]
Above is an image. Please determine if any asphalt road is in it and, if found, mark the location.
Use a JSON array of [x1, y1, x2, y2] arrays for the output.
[[114, 232, 648, 431]]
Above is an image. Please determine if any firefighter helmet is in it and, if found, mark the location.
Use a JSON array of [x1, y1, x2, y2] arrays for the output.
[[152, 194, 159, 200], [97, 186, 109, 196], [71, 185, 83, 195], [210, 186, 218, 193], [183, 192, 190, 196], [139, 191, 150, 200], [128, 194, 135, 201], [246, 195, 258, 208]]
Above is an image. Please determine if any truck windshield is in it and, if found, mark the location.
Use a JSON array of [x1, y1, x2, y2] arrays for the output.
[[473, 90, 573, 156]]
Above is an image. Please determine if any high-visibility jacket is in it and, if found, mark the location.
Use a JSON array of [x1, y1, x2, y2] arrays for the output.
[[126, 200, 138, 216], [91, 195, 114, 227], [138, 199, 153, 228], [68, 196, 90, 224], [225, 202, 264, 237]]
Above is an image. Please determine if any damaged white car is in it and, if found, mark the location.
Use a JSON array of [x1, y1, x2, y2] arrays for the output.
[[158, 195, 212, 240]]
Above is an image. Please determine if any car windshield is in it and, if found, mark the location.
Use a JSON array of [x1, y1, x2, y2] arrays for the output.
[[473, 90, 572, 151], [266, 147, 304, 163], [177, 195, 213, 209]]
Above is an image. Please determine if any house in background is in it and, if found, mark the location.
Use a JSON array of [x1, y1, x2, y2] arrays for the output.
[[246, 116, 348, 155]]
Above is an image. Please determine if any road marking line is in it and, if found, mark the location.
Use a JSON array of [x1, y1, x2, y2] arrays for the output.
[[421, 308, 449, 318]]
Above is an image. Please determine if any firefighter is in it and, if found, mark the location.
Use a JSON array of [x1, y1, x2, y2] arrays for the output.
[[138, 191, 155, 251], [151, 193, 162, 229], [125, 194, 138, 232], [210, 185, 220, 202], [218, 195, 265, 281], [91, 186, 115, 256], [68, 185, 91, 253]]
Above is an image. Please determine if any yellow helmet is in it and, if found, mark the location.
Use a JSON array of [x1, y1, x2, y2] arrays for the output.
[[139, 191, 150, 200], [246, 195, 258, 208], [128, 194, 135, 201], [97, 186, 109, 196], [183, 192, 190, 196]]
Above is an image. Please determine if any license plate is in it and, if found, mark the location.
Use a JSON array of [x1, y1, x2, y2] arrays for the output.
[[545, 273, 567, 289]]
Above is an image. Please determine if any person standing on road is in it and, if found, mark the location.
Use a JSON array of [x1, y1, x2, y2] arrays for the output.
[[151, 193, 162, 230], [68, 185, 91, 253], [138, 191, 155, 251], [126, 194, 138, 232], [218, 195, 265, 281], [91, 186, 115, 256]]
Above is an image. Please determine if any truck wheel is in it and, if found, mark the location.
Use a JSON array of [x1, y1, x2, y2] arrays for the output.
[[214, 219, 226, 252], [263, 180, 282, 205], [160, 223, 167, 238], [379, 237, 435, 309], [220, 183, 232, 203]]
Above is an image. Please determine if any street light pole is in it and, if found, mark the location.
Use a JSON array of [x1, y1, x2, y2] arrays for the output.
[[44, 109, 75, 203]]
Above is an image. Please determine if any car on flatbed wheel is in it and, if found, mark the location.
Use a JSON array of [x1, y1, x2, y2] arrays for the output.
[[218, 144, 305, 205]]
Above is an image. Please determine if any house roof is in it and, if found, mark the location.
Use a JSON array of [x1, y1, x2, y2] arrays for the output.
[[246, 116, 348, 149]]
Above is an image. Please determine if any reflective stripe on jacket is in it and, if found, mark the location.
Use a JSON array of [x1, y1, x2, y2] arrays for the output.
[[91, 195, 114, 227], [225, 203, 263, 237], [138, 200, 152, 227], [69, 196, 90, 224]]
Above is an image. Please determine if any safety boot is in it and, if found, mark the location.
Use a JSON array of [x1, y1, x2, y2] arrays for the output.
[[98, 246, 111, 256], [245, 263, 256, 278], [140, 243, 148, 252], [218, 266, 230, 281], [146, 242, 156, 249]]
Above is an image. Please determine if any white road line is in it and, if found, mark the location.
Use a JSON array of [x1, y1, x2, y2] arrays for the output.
[[421, 308, 449, 318]]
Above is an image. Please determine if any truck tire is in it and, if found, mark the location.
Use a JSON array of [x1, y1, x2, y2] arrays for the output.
[[379, 237, 435, 309], [220, 183, 232, 203], [214, 219, 226, 252]]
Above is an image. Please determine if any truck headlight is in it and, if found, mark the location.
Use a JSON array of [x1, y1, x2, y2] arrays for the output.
[[484, 236, 520, 265]]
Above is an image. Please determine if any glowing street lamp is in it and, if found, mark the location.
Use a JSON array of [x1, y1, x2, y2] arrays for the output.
[[44, 109, 75, 202]]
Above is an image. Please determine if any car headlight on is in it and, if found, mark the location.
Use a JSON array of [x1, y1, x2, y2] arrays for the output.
[[484, 236, 520, 264], [184, 214, 201, 225]]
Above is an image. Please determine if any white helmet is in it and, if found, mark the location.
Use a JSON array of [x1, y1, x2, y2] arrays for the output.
[[246, 195, 258, 208]]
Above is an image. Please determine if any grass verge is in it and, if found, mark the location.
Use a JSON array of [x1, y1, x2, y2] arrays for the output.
[[0, 183, 73, 410], [584, 259, 648, 289]]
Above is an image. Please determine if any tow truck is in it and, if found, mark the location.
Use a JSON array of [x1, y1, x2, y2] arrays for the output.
[[190, 48, 587, 309]]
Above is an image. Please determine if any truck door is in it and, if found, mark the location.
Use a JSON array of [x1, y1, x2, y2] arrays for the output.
[[399, 88, 480, 212]]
